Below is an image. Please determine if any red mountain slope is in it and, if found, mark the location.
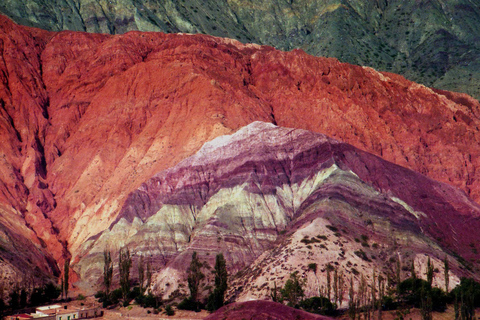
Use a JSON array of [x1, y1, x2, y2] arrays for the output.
[[0, 14, 479, 286]]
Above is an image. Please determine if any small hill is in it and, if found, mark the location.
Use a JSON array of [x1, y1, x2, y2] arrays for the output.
[[204, 300, 333, 320]]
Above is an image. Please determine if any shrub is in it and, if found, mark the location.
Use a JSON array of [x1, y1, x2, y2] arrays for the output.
[[354, 249, 370, 261], [177, 297, 203, 311], [398, 278, 447, 312], [165, 304, 175, 316], [300, 296, 337, 316]]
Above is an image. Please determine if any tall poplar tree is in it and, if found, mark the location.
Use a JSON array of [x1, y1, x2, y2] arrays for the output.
[[119, 247, 132, 301], [104, 249, 113, 298], [63, 259, 70, 300], [187, 252, 204, 308], [207, 253, 228, 311]]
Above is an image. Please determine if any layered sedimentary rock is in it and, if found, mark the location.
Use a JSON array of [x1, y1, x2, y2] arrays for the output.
[[76, 122, 480, 299], [1, 1, 480, 99], [0, 15, 480, 291]]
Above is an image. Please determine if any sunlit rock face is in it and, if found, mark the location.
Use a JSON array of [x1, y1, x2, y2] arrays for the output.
[[2, 0, 480, 99], [0, 14, 480, 293], [75, 122, 480, 299]]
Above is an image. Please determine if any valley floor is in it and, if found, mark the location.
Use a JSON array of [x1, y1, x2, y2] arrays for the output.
[[64, 297, 479, 319]]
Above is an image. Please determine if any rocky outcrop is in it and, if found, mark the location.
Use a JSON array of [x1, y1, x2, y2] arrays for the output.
[[0, 15, 479, 292], [1, 1, 480, 99]]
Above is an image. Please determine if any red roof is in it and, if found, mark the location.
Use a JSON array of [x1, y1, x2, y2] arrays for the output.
[[10, 314, 33, 319]]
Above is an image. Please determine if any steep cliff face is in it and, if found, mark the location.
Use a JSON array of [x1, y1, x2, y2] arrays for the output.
[[0, 15, 480, 291], [76, 122, 479, 299], [1, 0, 480, 99]]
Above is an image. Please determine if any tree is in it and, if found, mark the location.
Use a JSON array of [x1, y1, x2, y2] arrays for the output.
[[326, 263, 333, 301], [187, 252, 204, 306], [450, 277, 480, 320], [206, 253, 228, 311], [9, 286, 19, 310], [146, 259, 153, 291], [281, 272, 304, 307], [19, 288, 27, 308], [138, 255, 145, 294], [119, 246, 132, 302], [444, 256, 449, 293], [348, 276, 356, 320], [426, 257, 433, 286], [63, 258, 70, 300], [372, 269, 377, 319], [411, 260, 416, 279], [338, 270, 345, 308], [333, 267, 339, 305], [104, 249, 113, 299], [270, 281, 280, 302]]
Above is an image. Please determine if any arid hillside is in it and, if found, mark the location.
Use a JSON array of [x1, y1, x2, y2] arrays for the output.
[[1, 0, 480, 99], [0, 14, 479, 293]]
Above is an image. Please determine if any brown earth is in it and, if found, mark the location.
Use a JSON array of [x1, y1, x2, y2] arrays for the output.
[[0, 13, 479, 286], [204, 300, 333, 320]]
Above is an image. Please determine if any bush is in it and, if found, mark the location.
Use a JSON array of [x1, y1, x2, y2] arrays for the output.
[[136, 293, 161, 308], [165, 304, 175, 316], [300, 296, 337, 316], [398, 278, 447, 311], [177, 297, 203, 311], [381, 295, 397, 311]]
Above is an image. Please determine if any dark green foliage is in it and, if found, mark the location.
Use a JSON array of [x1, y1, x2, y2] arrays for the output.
[[64, 258, 70, 299], [178, 297, 203, 311], [103, 249, 113, 297], [138, 255, 145, 294], [8, 289, 19, 310], [0, 297, 5, 315], [119, 246, 132, 301], [206, 253, 228, 311], [449, 277, 480, 320], [270, 281, 280, 302], [326, 225, 338, 232], [426, 257, 433, 286], [398, 278, 447, 312], [444, 256, 450, 293], [354, 249, 370, 261], [165, 304, 175, 316], [300, 236, 321, 245], [300, 296, 337, 316], [99, 288, 122, 307], [381, 295, 397, 311], [187, 251, 204, 308], [281, 272, 304, 307], [19, 289, 27, 308]]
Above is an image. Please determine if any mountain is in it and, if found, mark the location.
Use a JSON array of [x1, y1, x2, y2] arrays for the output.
[[0, 15, 479, 295], [76, 121, 480, 300], [1, 0, 480, 100]]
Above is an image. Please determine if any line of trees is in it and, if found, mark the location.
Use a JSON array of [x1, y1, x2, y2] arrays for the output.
[[97, 248, 228, 313], [0, 281, 61, 318], [97, 246, 155, 308], [269, 256, 480, 320], [178, 252, 228, 312]]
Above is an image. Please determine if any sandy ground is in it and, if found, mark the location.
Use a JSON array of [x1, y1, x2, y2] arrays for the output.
[[67, 297, 479, 320], [66, 297, 209, 320]]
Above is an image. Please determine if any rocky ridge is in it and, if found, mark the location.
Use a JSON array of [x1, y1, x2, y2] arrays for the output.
[[0, 15, 479, 292], [77, 121, 480, 301], [1, 0, 480, 99]]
